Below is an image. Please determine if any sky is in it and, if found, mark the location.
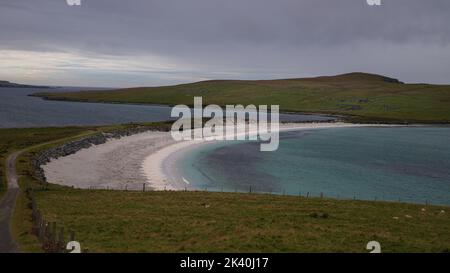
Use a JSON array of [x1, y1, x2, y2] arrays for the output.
[[0, 0, 449, 87]]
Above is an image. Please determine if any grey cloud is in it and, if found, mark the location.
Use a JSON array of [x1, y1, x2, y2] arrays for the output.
[[1, 0, 450, 86]]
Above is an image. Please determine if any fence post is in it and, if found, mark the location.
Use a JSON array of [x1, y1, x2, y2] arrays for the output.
[[51, 222, 57, 243], [38, 219, 45, 242], [143, 183, 146, 192], [58, 227, 65, 253], [45, 222, 51, 240], [249, 186, 252, 194], [51, 222, 57, 251], [306, 192, 309, 198], [43, 221, 51, 251], [320, 192, 323, 199]]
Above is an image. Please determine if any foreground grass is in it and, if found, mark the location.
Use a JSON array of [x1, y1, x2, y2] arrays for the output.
[[35, 72, 450, 123], [31, 187, 450, 253]]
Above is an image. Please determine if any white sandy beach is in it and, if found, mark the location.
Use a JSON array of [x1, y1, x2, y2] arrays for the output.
[[42, 122, 396, 191]]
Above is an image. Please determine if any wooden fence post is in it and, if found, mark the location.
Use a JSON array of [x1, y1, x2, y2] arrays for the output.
[[38, 219, 46, 242], [58, 227, 65, 253], [52, 222, 57, 243]]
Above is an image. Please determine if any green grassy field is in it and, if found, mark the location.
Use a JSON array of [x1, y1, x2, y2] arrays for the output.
[[29, 187, 450, 253], [34, 73, 450, 123]]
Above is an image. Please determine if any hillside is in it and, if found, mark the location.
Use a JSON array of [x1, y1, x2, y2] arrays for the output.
[[0, 80, 50, 88], [33, 73, 450, 123]]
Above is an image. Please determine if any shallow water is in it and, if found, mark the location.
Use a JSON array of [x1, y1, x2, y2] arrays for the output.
[[0, 87, 333, 128], [177, 127, 450, 205]]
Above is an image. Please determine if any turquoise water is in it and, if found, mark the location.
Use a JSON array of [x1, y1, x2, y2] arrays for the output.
[[177, 127, 450, 205]]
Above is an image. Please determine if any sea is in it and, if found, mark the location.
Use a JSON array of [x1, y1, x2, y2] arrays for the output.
[[175, 127, 450, 205]]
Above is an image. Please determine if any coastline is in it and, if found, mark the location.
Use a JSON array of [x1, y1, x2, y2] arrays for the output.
[[42, 122, 402, 191], [142, 122, 400, 191]]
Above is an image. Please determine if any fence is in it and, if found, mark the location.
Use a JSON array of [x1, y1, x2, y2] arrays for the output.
[[25, 187, 81, 253], [87, 183, 435, 206]]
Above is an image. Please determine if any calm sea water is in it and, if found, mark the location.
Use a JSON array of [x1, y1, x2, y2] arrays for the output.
[[177, 127, 450, 205], [0, 87, 333, 128]]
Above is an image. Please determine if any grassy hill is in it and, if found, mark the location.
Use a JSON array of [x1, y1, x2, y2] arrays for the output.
[[34, 72, 450, 123]]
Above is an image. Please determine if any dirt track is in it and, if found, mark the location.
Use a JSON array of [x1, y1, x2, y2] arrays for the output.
[[0, 152, 20, 253]]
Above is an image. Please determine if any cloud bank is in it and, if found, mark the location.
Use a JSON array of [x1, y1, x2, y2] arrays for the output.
[[1, 0, 449, 87]]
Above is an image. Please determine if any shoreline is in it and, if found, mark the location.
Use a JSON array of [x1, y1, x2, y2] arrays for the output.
[[141, 122, 403, 191], [42, 122, 407, 191]]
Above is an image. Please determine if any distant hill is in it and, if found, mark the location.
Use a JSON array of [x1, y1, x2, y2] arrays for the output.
[[33, 72, 450, 123], [0, 80, 50, 88]]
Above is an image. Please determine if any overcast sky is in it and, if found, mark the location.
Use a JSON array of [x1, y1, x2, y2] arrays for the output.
[[1, 0, 449, 87]]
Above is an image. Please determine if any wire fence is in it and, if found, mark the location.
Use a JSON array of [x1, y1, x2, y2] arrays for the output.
[[84, 183, 437, 206], [25, 187, 81, 253]]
